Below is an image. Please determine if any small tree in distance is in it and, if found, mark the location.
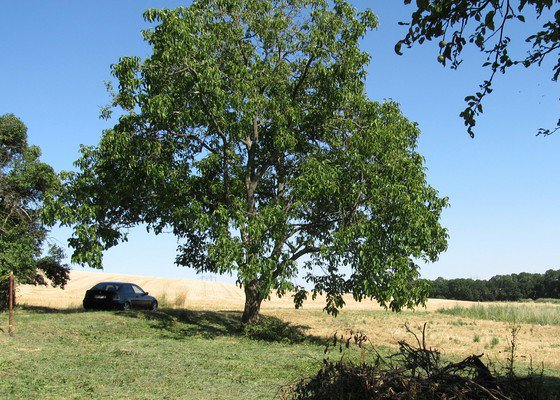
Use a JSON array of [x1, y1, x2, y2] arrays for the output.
[[48, 0, 448, 323]]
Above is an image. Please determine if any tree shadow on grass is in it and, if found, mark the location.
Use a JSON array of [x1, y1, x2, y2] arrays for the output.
[[16, 304, 324, 344], [17, 305, 87, 314], [539, 375, 560, 400], [122, 308, 326, 345]]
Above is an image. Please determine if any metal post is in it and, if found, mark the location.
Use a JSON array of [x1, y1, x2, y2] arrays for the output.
[[8, 271, 13, 337]]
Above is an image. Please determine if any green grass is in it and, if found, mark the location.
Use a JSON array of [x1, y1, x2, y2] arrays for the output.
[[2, 306, 560, 399], [437, 304, 560, 326], [0, 307, 332, 400]]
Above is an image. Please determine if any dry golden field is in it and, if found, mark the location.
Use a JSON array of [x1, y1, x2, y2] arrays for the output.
[[16, 270, 560, 371]]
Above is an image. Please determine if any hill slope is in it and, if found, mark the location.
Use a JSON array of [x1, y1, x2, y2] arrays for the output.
[[18, 269, 468, 311]]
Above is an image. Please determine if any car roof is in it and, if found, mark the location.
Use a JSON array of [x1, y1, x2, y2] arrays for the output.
[[94, 281, 132, 286]]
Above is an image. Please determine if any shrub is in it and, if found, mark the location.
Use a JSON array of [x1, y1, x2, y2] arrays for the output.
[[242, 317, 306, 344], [283, 325, 557, 400]]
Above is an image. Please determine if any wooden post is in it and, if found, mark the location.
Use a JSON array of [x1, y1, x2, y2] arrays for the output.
[[8, 271, 13, 337]]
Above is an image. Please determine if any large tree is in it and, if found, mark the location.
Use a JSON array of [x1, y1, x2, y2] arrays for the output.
[[397, 0, 560, 137], [0, 114, 69, 309], [49, 0, 448, 323]]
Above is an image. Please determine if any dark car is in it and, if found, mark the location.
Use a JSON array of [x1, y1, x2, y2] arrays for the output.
[[83, 282, 158, 311]]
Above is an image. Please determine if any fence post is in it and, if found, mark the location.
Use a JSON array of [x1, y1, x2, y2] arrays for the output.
[[8, 271, 13, 337]]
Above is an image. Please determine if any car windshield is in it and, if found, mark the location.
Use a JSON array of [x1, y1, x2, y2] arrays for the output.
[[91, 283, 121, 292]]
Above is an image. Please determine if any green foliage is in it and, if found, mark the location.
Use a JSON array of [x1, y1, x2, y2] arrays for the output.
[[399, 0, 560, 137], [430, 269, 560, 302], [0, 114, 69, 309], [49, 0, 448, 321]]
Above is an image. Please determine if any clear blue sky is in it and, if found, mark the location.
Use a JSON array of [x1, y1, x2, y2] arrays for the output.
[[1, 1, 558, 282]]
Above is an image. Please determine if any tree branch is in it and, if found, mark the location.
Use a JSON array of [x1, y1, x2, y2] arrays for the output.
[[292, 52, 316, 101], [290, 246, 320, 261]]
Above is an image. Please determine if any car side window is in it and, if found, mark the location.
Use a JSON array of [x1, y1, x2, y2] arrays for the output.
[[122, 285, 134, 294], [131, 285, 145, 294]]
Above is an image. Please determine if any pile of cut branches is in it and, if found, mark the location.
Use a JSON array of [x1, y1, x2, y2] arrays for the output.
[[282, 324, 548, 400]]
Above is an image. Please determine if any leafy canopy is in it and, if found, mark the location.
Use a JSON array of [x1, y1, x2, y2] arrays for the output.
[[0, 114, 69, 306], [397, 0, 560, 137], [50, 0, 448, 317]]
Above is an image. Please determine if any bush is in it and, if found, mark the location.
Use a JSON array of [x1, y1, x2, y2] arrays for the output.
[[242, 316, 307, 343], [283, 325, 559, 400]]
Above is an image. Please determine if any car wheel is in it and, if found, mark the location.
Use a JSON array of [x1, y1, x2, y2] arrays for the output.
[[123, 301, 131, 311], [150, 301, 158, 311]]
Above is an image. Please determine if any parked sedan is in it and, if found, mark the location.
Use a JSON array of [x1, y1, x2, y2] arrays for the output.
[[83, 282, 158, 311]]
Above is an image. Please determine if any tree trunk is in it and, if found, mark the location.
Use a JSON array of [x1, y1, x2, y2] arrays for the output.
[[242, 279, 263, 324]]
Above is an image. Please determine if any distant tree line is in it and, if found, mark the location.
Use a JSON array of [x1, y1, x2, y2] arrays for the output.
[[430, 269, 560, 301]]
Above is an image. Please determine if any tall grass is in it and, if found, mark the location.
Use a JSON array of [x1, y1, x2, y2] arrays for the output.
[[158, 291, 170, 307], [156, 290, 187, 308], [437, 304, 560, 326], [534, 298, 560, 305], [173, 291, 187, 308], [519, 298, 560, 305]]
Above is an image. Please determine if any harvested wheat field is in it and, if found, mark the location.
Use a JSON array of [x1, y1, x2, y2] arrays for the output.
[[17, 270, 560, 371]]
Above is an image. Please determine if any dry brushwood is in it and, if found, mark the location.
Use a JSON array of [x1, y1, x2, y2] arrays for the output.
[[283, 323, 543, 400]]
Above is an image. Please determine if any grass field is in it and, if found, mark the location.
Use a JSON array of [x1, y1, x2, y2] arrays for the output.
[[2, 270, 560, 399], [438, 303, 560, 326], [0, 308, 328, 399]]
